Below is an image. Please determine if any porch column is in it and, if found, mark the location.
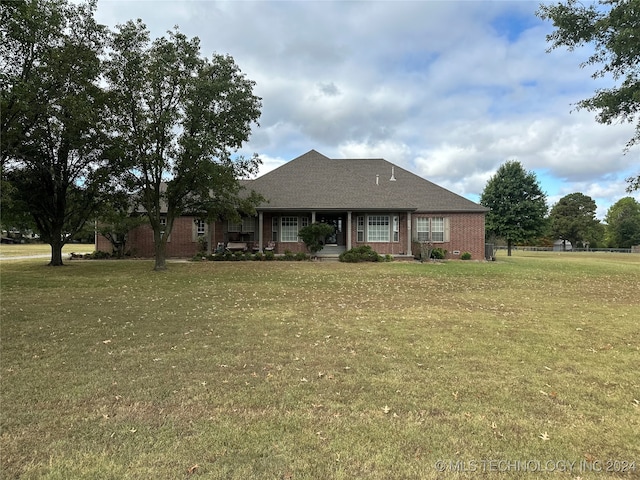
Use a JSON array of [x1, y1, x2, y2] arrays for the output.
[[258, 211, 264, 252], [346, 211, 352, 250], [311, 211, 316, 223], [208, 221, 214, 254], [406, 211, 412, 256]]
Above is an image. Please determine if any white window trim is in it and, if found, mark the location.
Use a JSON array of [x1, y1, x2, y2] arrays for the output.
[[414, 217, 450, 243], [357, 216, 365, 242], [196, 220, 206, 236], [367, 215, 390, 242], [393, 215, 399, 242], [280, 216, 299, 242], [416, 217, 429, 242], [431, 217, 445, 242], [160, 217, 170, 242]]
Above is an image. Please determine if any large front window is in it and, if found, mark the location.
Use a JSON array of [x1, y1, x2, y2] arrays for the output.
[[228, 220, 242, 232], [281, 216, 299, 242], [367, 215, 390, 242], [242, 217, 255, 232]]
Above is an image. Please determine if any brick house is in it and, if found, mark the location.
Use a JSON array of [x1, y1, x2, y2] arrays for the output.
[[96, 150, 489, 259]]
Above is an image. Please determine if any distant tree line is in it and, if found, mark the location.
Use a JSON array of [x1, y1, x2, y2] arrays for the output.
[[480, 161, 640, 254]]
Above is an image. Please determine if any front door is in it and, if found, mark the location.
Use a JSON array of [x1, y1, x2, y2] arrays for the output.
[[318, 214, 344, 245]]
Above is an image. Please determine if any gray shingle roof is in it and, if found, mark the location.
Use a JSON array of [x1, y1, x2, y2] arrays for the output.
[[243, 150, 488, 213]]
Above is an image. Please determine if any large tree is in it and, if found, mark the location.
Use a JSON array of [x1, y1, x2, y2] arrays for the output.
[[480, 161, 548, 256], [106, 20, 262, 270], [604, 197, 640, 248], [1, 0, 111, 265], [549, 192, 602, 249], [537, 0, 640, 192]]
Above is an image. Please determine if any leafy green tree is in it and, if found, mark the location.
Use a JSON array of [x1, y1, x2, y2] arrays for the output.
[[480, 161, 548, 256], [0, 165, 35, 238], [1, 0, 111, 265], [549, 192, 602, 249], [537, 0, 640, 192], [106, 21, 263, 270], [604, 197, 640, 248], [298, 222, 335, 256]]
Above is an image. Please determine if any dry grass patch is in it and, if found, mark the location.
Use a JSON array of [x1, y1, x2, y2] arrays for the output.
[[1, 253, 639, 479]]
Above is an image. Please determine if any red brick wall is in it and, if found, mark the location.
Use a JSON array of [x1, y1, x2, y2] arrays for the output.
[[97, 211, 486, 259], [349, 212, 411, 256], [96, 217, 203, 258], [260, 213, 307, 254], [440, 212, 486, 260], [350, 212, 486, 260]]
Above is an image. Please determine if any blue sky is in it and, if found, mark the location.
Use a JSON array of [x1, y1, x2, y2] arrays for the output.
[[94, 0, 639, 219]]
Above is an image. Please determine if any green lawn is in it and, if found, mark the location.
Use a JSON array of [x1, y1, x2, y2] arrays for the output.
[[1, 253, 639, 479], [0, 243, 94, 258]]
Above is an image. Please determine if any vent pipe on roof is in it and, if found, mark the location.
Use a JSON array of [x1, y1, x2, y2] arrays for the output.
[[390, 166, 396, 181], [376, 174, 379, 185]]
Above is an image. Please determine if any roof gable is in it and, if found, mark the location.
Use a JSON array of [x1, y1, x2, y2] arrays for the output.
[[245, 150, 487, 213]]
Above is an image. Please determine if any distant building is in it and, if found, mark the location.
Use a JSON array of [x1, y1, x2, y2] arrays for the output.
[[553, 239, 573, 251]]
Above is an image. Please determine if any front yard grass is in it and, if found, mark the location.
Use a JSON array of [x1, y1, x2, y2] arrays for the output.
[[0, 243, 93, 258], [1, 252, 638, 479]]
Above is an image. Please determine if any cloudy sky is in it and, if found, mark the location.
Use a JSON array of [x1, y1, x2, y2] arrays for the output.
[[94, 0, 639, 219]]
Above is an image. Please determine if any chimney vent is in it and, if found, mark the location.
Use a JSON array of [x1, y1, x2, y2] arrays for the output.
[[376, 174, 379, 185], [390, 166, 396, 181]]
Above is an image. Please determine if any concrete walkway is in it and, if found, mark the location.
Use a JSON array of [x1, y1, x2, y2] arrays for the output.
[[0, 254, 51, 261]]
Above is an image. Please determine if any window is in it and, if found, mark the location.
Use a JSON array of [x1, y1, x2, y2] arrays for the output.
[[415, 217, 447, 242], [301, 216, 310, 228], [281, 216, 299, 242], [367, 215, 390, 242], [357, 216, 365, 242], [160, 216, 170, 242], [431, 217, 444, 242], [242, 217, 255, 232], [416, 218, 429, 242], [393, 215, 399, 242], [196, 220, 206, 236], [272, 216, 278, 242], [228, 220, 242, 232]]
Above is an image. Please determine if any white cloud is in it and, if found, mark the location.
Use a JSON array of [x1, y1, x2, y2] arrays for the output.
[[93, 0, 640, 218]]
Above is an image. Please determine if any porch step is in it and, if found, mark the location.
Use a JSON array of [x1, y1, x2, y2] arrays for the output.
[[316, 244, 346, 257]]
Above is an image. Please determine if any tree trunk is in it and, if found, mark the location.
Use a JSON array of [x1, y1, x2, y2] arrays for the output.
[[49, 240, 65, 266], [507, 239, 513, 256], [154, 233, 168, 271]]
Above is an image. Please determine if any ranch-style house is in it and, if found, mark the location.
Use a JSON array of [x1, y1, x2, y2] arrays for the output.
[[95, 150, 489, 259]]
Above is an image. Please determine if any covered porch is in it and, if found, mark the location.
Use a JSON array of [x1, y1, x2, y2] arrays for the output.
[[254, 210, 415, 257]]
